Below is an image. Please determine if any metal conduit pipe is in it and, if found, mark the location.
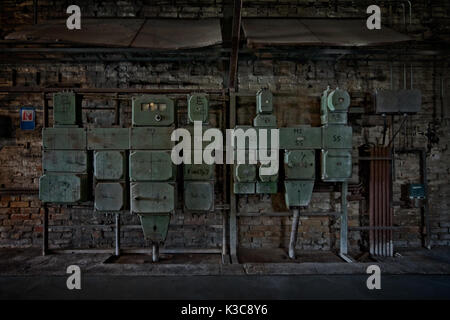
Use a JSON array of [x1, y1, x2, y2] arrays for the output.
[[289, 208, 300, 259], [152, 243, 159, 262]]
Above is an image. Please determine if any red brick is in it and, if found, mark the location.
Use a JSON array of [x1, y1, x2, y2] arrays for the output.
[[10, 201, 29, 208], [10, 213, 30, 220]]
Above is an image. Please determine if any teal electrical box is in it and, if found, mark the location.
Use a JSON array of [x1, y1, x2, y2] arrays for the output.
[[39, 173, 88, 203], [42, 150, 88, 173], [188, 94, 209, 124], [253, 114, 277, 128], [94, 151, 126, 180], [87, 128, 130, 150], [129, 151, 175, 181], [130, 127, 174, 150], [258, 163, 278, 182], [284, 150, 316, 180], [184, 164, 214, 180], [131, 182, 175, 213], [184, 181, 214, 211], [95, 182, 127, 211], [321, 149, 352, 181], [256, 89, 273, 114], [235, 164, 257, 182], [132, 95, 174, 127], [233, 182, 255, 194], [322, 125, 352, 149], [139, 214, 171, 242], [279, 127, 321, 149], [53, 92, 81, 126], [42, 128, 86, 150], [284, 181, 315, 208], [256, 181, 277, 194]]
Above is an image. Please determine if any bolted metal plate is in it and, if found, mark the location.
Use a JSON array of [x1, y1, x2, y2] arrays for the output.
[[130, 127, 174, 150], [43, 150, 88, 173], [87, 128, 130, 150], [256, 181, 278, 194], [184, 164, 214, 180], [94, 151, 126, 180], [256, 89, 273, 114], [233, 182, 255, 194], [39, 173, 88, 203], [322, 125, 353, 149], [284, 180, 315, 208], [42, 128, 86, 150], [129, 151, 175, 181], [235, 164, 257, 182], [184, 181, 214, 211], [279, 126, 321, 149], [132, 95, 174, 127], [139, 214, 171, 243], [321, 149, 352, 182], [95, 182, 126, 211], [284, 150, 315, 180], [188, 94, 209, 123], [53, 92, 80, 126], [253, 114, 277, 127], [131, 182, 175, 213]]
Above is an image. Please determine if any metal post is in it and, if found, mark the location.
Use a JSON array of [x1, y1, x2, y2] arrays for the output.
[[152, 243, 159, 262], [289, 208, 300, 259], [339, 181, 352, 262], [42, 205, 48, 256], [229, 92, 238, 263], [115, 213, 120, 256]]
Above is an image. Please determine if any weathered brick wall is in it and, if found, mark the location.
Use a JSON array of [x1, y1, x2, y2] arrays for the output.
[[0, 1, 449, 253]]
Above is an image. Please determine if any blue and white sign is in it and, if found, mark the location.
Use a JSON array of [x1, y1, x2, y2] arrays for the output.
[[20, 107, 36, 130]]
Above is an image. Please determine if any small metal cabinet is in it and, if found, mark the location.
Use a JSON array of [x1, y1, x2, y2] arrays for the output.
[[321, 149, 352, 182], [233, 182, 255, 194], [130, 182, 175, 213], [253, 114, 277, 128], [322, 125, 352, 149], [184, 164, 214, 180], [39, 173, 88, 203], [87, 128, 130, 150], [284, 181, 315, 207], [53, 92, 80, 126], [129, 151, 175, 182], [258, 163, 278, 182], [130, 127, 174, 150], [256, 182, 277, 194], [256, 88, 273, 114], [42, 128, 86, 150], [43, 150, 88, 173], [284, 150, 315, 180], [188, 94, 209, 123], [279, 127, 322, 150], [95, 182, 126, 211], [132, 95, 174, 127], [94, 151, 126, 180], [235, 164, 257, 182], [184, 181, 214, 211]]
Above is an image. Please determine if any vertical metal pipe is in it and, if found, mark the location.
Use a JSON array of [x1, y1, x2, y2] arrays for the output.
[[381, 147, 386, 256], [43, 92, 49, 128], [420, 150, 431, 249], [152, 243, 159, 262], [369, 148, 375, 256], [42, 205, 48, 256], [340, 182, 349, 255], [33, 0, 38, 25], [289, 208, 300, 259], [222, 211, 228, 256], [115, 213, 120, 256]]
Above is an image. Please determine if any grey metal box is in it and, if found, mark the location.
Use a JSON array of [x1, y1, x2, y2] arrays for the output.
[[132, 95, 175, 127], [129, 151, 175, 181], [130, 182, 175, 214], [321, 149, 352, 182], [94, 151, 126, 180], [322, 125, 352, 149], [233, 182, 255, 194], [53, 92, 80, 126], [130, 127, 174, 150], [39, 173, 88, 203], [188, 94, 209, 124], [279, 126, 321, 149], [184, 181, 214, 211], [95, 182, 127, 211], [87, 128, 130, 150], [43, 150, 88, 173], [284, 150, 316, 180], [42, 128, 86, 150]]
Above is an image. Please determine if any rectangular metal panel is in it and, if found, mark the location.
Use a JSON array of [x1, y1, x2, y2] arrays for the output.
[[256, 89, 273, 114], [375, 89, 422, 114], [130, 127, 174, 150], [322, 125, 352, 149], [398, 89, 421, 113], [139, 214, 171, 242], [188, 94, 209, 124], [233, 182, 255, 194], [87, 128, 130, 150], [94, 151, 126, 180], [321, 112, 348, 125], [39, 173, 88, 203], [95, 182, 126, 211], [184, 181, 214, 211], [256, 182, 277, 194], [284, 181, 314, 207], [132, 95, 174, 127], [43, 150, 88, 173], [42, 128, 86, 150], [53, 92, 80, 126], [253, 114, 277, 127], [129, 151, 175, 181], [184, 164, 215, 180], [235, 164, 257, 182], [131, 182, 175, 213], [279, 127, 321, 149], [321, 149, 352, 182], [284, 150, 315, 180]]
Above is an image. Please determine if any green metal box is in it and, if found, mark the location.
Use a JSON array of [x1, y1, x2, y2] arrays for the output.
[[253, 114, 277, 128], [256, 181, 277, 194], [322, 125, 353, 149], [139, 214, 171, 242], [258, 163, 278, 182], [188, 94, 209, 124], [284, 181, 315, 208], [94, 182, 127, 211], [130, 182, 175, 213], [184, 181, 214, 211], [129, 151, 175, 181], [235, 164, 257, 182], [132, 95, 174, 127], [42, 150, 88, 173], [233, 182, 255, 194], [256, 89, 273, 114], [39, 173, 88, 203], [53, 92, 80, 126], [87, 128, 130, 150], [284, 150, 316, 180], [184, 164, 214, 180], [42, 128, 86, 150], [279, 127, 321, 149], [130, 127, 174, 150], [94, 151, 126, 180], [321, 112, 348, 125], [321, 149, 352, 182], [327, 89, 350, 112]]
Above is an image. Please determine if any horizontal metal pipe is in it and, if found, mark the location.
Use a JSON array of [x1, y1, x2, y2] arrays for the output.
[[0, 87, 226, 94], [49, 248, 222, 255]]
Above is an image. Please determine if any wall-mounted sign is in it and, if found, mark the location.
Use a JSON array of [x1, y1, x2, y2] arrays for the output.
[[20, 107, 35, 130]]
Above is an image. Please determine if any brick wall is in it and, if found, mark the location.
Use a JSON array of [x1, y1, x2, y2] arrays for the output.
[[0, 1, 449, 253]]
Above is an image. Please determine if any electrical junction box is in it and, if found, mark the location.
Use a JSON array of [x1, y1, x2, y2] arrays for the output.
[[87, 128, 130, 150], [184, 181, 214, 211], [253, 114, 277, 128], [284, 150, 316, 180], [42, 128, 86, 150], [43, 150, 88, 173], [132, 95, 174, 127], [184, 164, 214, 180], [374, 89, 422, 114], [130, 127, 174, 150], [321, 149, 352, 182], [94, 151, 126, 180], [39, 173, 88, 203], [258, 163, 278, 182], [279, 126, 321, 150], [407, 183, 426, 199], [256, 182, 277, 194], [53, 92, 80, 126], [130, 182, 175, 214], [233, 182, 255, 194], [235, 164, 257, 182], [321, 88, 350, 125], [284, 181, 315, 208], [256, 89, 273, 114], [322, 125, 352, 149], [188, 94, 209, 124], [139, 214, 171, 242], [129, 151, 175, 182], [327, 89, 350, 111], [95, 182, 127, 211]]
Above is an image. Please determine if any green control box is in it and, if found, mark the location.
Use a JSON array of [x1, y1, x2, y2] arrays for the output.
[[87, 128, 130, 150], [129, 151, 175, 182], [256, 89, 273, 114], [284, 150, 316, 180], [43, 150, 88, 173], [188, 94, 209, 124], [39, 173, 88, 203], [321, 149, 352, 182], [130, 182, 175, 213], [132, 95, 175, 127], [42, 128, 86, 150], [284, 181, 315, 208], [279, 127, 322, 150], [322, 125, 353, 149], [94, 151, 126, 180], [184, 181, 214, 211], [94, 182, 127, 211], [53, 92, 81, 126]]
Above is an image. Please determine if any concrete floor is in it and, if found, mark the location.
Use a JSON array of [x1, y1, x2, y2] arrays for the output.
[[1, 247, 450, 299]]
